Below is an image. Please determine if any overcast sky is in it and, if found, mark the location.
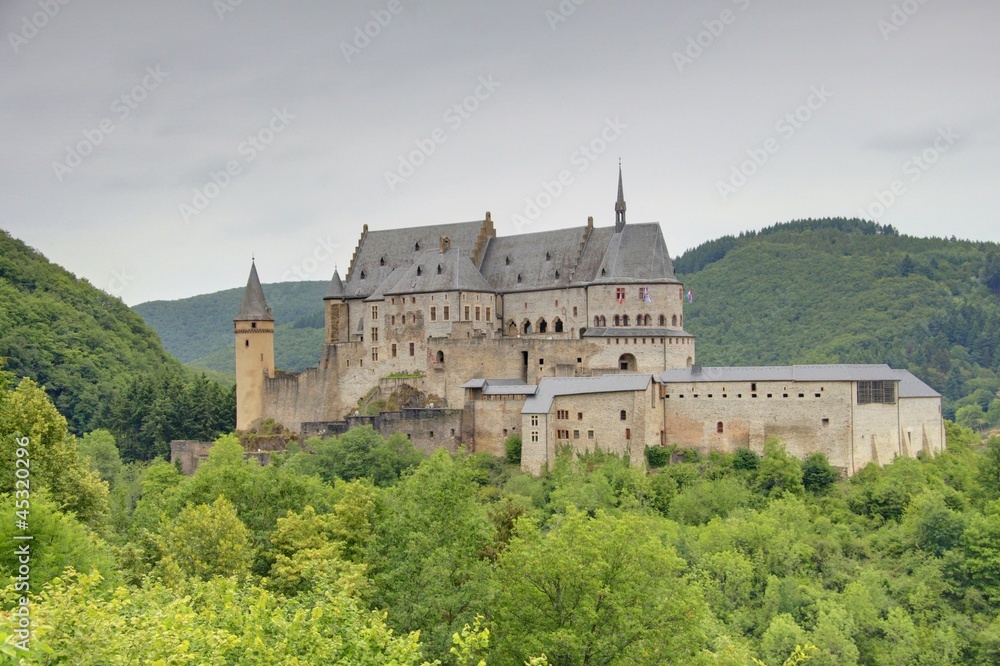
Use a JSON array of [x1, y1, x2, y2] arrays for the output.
[[2, 0, 998, 306]]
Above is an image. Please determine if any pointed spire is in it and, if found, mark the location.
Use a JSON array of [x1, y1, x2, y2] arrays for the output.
[[614, 160, 626, 232], [235, 261, 274, 321], [325, 267, 345, 300]]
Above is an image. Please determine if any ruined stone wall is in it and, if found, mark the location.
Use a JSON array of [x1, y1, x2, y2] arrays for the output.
[[299, 408, 463, 456]]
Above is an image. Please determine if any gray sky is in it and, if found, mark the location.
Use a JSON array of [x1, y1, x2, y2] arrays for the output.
[[2, 0, 998, 305]]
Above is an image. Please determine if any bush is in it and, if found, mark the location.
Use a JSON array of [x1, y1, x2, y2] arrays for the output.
[[802, 451, 838, 493], [733, 447, 760, 471], [645, 445, 670, 469], [504, 435, 522, 465]]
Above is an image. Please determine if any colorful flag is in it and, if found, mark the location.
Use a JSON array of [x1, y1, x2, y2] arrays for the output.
[[642, 287, 652, 303], [685, 289, 693, 303]]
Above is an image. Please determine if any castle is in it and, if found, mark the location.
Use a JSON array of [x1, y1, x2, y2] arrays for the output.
[[234, 169, 944, 475]]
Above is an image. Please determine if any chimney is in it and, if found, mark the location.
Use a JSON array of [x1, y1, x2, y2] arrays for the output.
[[439, 235, 451, 253]]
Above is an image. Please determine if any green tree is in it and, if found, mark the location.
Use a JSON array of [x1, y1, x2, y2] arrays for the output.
[[155, 495, 252, 581], [801, 451, 837, 493], [78, 429, 124, 486], [755, 439, 804, 497], [504, 434, 522, 465], [368, 450, 495, 661], [492, 508, 708, 665]]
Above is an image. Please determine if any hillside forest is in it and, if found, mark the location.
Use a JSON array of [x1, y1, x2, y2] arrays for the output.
[[1, 220, 999, 663]]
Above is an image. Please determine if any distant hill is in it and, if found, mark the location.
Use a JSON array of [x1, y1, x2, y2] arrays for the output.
[[0, 230, 233, 453], [676, 218, 1000, 418], [133, 281, 328, 376]]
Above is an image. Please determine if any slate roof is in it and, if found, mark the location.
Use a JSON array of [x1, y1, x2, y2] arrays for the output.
[[522, 374, 653, 414], [587, 223, 678, 285], [657, 364, 939, 398], [344, 220, 486, 299], [583, 327, 694, 338], [324, 268, 345, 299], [383, 247, 494, 296], [479, 227, 585, 292], [235, 262, 273, 321]]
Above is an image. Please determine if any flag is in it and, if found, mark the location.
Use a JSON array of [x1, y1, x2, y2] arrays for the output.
[[617, 295, 624, 305], [685, 290, 693, 303], [642, 287, 652, 303]]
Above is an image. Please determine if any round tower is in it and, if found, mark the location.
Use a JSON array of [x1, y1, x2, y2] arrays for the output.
[[234, 261, 275, 430]]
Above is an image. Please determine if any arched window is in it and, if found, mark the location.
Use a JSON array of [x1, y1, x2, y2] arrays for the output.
[[436, 350, 444, 363], [619, 353, 636, 371], [600, 315, 607, 327], [658, 315, 666, 326], [644, 314, 651, 326], [508, 320, 517, 335], [537, 318, 548, 334], [636, 313, 643, 326], [613, 314, 621, 326], [554, 318, 564, 333], [717, 422, 724, 434], [686, 356, 693, 367], [594, 315, 601, 327], [671, 314, 678, 327], [622, 315, 630, 326], [522, 320, 533, 335]]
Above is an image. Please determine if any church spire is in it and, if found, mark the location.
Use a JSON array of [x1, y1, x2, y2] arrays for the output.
[[614, 161, 626, 232], [235, 260, 274, 321]]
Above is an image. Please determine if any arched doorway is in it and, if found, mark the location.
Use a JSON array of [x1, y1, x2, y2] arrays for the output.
[[619, 353, 637, 371], [436, 350, 445, 363], [537, 318, 548, 334], [554, 318, 564, 333], [522, 320, 532, 335]]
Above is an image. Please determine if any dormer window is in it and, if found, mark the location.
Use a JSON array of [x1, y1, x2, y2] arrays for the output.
[[415, 242, 421, 251], [360, 271, 366, 280], [437, 264, 443, 275], [379, 257, 385, 266], [517, 274, 522, 283], [545, 252, 551, 261], [416, 266, 422, 276], [554, 270, 560, 279], [601, 268, 606, 276], [505, 256, 510, 265]]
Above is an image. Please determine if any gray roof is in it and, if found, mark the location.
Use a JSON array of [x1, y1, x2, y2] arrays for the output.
[[522, 374, 653, 414], [344, 220, 486, 299], [657, 364, 937, 392], [383, 247, 494, 295], [892, 370, 941, 398], [324, 268, 345, 299], [586, 223, 678, 285], [461, 378, 536, 395], [235, 262, 273, 321], [583, 327, 693, 338], [479, 227, 585, 292]]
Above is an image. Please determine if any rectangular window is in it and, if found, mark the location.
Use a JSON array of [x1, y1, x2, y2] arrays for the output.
[[409, 342, 415, 356], [486, 307, 491, 322], [371, 327, 378, 342], [430, 306, 437, 321], [620, 410, 627, 420], [371, 347, 379, 362], [391, 343, 397, 358], [573, 306, 578, 316], [588, 430, 594, 439], [464, 306, 470, 320], [625, 428, 631, 440], [391, 315, 396, 325], [577, 412, 583, 420], [371, 305, 379, 320], [531, 415, 539, 427], [443, 306, 450, 321], [573, 430, 580, 439], [531, 431, 539, 443], [858, 380, 896, 405], [615, 287, 625, 301], [557, 410, 569, 419], [475, 306, 481, 321]]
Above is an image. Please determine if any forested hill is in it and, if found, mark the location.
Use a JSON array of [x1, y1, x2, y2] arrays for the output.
[[676, 218, 1000, 420], [0, 229, 234, 460], [133, 280, 328, 376]]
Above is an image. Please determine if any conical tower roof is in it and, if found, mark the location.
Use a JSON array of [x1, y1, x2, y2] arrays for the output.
[[235, 261, 273, 321], [324, 268, 345, 299]]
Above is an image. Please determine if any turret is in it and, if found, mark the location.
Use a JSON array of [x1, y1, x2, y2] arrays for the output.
[[323, 268, 349, 344], [614, 162, 627, 233], [234, 261, 275, 430]]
